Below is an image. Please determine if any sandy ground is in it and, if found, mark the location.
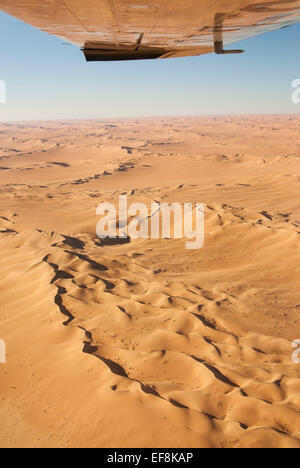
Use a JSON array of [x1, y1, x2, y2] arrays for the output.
[[0, 115, 300, 448]]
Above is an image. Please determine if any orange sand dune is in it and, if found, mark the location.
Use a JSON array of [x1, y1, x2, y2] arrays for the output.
[[0, 116, 300, 448]]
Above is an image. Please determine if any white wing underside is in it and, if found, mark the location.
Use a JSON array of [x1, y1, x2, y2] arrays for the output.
[[0, 0, 299, 60]]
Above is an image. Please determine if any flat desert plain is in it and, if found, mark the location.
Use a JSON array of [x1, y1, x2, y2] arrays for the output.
[[0, 115, 300, 448]]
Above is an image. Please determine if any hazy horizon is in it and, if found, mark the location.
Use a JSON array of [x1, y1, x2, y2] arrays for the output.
[[1, 111, 300, 124]]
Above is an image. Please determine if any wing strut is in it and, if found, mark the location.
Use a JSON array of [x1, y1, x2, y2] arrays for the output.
[[214, 13, 245, 55]]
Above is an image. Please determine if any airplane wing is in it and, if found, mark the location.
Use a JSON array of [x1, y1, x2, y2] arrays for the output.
[[0, 0, 299, 61]]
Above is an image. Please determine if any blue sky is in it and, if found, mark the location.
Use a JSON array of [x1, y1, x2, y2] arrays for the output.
[[0, 10, 299, 121]]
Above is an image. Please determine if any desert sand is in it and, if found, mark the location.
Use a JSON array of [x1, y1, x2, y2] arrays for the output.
[[0, 115, 300, 448]]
